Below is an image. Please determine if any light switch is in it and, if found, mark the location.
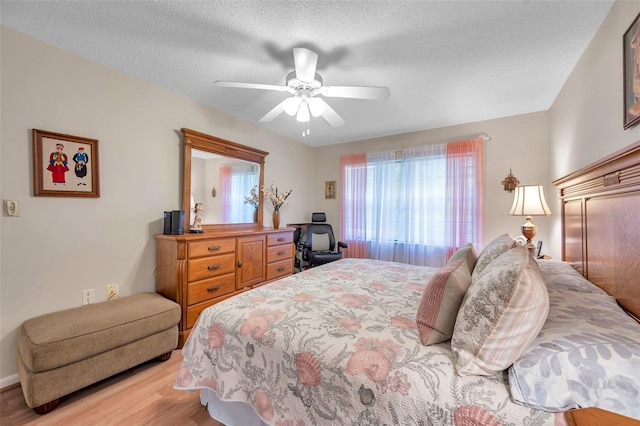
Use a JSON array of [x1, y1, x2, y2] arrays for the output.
[[5, 200, 19, 217]]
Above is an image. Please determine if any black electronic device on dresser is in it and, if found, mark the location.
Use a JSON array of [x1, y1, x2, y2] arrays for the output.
[[163, 210, 185, 235]]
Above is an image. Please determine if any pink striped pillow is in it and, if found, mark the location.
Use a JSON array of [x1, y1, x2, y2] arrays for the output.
[[416, 259, 472, 345], [451, 245, 549, 376]]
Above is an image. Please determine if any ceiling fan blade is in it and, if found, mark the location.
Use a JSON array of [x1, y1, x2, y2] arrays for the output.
[[293, 48, 318, 83], [259, 100, 287, 123], [214, 80, 288, 91], [319, 101, 346, 127], [320, 85, 390, 100]]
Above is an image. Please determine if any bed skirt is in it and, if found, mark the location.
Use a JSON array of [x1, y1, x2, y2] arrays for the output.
[[200, 388, 267, 426]]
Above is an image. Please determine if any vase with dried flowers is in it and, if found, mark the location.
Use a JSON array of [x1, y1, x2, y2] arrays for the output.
[[244, 185, 260, 222], [261, 182, 292, 229]]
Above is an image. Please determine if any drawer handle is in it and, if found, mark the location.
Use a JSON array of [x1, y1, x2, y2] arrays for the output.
[[208, 264, 221, 271], [277, 250, 285, 256], [277, 237, 285, 242], [237, 260, 243, 268], [277, 266, 286, 272], [208, 245, 222, 251], [207, 285, 221, 293]]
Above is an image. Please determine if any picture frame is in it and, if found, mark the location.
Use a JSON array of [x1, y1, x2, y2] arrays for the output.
[[534, 240, 543, 259], [623, 12, 640, 130], [324, 180, 336, 199], [33, 129, 100, 197]]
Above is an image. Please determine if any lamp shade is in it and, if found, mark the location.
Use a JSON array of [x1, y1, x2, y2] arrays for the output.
[[509, 185, 551, 216], [296, 101, 310, 122], [283, 97, 300, 116]]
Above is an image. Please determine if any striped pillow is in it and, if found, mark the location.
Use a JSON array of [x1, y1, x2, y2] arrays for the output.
[[416, 259, 472, 345], [447, 243, 477, 273], [451, 245, 549, 376]]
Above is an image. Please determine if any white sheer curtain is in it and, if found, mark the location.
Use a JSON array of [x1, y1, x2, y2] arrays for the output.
[[366, 144, 448, 266], [225, 165, 258, 223], [341, 140, 483, 267]]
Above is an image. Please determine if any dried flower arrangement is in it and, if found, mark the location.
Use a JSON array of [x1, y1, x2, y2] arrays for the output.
[[261, 182, 292, 211], [244, 185, 260, 208]]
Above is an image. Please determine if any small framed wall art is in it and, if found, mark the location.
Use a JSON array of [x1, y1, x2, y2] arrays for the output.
[[324, 180, 336, 199], [33, 129, 100, 197], [623, 12, 640, 129]]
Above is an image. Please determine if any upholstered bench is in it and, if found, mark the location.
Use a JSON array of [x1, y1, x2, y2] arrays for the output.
[[18, 292, 180, 414]]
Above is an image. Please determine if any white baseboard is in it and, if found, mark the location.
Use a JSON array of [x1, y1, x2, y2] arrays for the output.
[[0, 373, 20, 390]]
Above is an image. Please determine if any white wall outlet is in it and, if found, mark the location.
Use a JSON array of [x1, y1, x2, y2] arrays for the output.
[[82, 289, 95, 305], [106, 284, 119, 300], [4, 200, 19, 217]]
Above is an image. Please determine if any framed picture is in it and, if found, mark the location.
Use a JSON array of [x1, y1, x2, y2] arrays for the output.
[[623, 12, 640, 130], [33, 129, 100, 197], [534, 240, 543, 259], [324, 180, 336, 199]]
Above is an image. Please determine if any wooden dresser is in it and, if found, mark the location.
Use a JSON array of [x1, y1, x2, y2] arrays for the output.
[[155, 227, 294, 347]]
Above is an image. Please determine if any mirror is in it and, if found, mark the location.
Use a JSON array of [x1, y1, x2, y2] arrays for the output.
[[182, 128, 268, 231]]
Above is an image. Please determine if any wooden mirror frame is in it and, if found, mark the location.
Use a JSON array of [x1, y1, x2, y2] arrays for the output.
[[181, 128, 268, 231]]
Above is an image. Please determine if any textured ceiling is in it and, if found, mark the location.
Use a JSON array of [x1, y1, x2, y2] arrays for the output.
[[1, 1, 614, 147]]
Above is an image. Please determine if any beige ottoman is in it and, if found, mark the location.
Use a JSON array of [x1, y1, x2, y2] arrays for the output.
[[18, 292, 180, 414]]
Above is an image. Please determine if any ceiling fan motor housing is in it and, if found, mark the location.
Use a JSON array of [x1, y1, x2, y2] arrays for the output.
[[285, 71, 323, 96]]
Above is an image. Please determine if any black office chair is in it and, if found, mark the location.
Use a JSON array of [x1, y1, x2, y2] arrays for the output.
[[302, 212, 347, 267]]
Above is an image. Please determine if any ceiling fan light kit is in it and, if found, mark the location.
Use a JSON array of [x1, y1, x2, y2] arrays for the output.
[[214, 47, 390, 136]]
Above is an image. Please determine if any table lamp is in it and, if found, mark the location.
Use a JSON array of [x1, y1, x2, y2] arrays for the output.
[[509, 185, 552, 255]]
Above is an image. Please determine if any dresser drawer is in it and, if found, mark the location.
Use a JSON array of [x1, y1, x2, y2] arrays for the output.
[[188, 253, 236, 282], [188, 239, 235, 259], [266, 259, 293, 281], [267, 232, 293, 247], [187, 273, 235, 305], [186, 290, 243, 329], [267, 243, 294, 263]]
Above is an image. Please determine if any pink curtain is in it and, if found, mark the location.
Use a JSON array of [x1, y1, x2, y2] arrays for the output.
[[219, 166, 232, 223], [340, 153, 368, 258], [445, 139, 484, 258]]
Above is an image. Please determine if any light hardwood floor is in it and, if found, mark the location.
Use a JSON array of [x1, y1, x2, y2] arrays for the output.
[[0, 350, 224, 426]]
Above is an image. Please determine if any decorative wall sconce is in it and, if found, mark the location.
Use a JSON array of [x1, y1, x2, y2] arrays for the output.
[[501, 169, 520, 192]]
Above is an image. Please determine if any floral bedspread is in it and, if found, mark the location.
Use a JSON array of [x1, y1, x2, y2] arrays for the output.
[[175, 258, 562, 425]]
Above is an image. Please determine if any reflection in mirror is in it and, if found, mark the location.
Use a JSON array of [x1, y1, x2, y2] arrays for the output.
[[190, 149, 260, 224], [181, 128, 268, 230]]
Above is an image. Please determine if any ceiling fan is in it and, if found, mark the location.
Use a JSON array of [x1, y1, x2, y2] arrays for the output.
[[214, 47, 390, 134]]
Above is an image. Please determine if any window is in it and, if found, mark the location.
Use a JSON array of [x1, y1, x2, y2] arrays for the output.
[[341, 139, 483, 266], [220, 165, 259, 223]]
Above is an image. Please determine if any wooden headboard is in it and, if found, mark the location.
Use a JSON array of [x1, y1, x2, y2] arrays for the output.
[[553, 140, 640, 320]]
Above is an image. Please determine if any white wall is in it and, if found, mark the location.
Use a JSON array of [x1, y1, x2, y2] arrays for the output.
[[0, 27, 316, 385], [314, 111, 551, 253], [548, 0, 640, 255]]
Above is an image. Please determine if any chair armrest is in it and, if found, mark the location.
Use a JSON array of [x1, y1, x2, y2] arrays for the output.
[[337, 241, 348, 250]]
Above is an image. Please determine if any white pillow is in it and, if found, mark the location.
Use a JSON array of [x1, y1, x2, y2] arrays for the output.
[[451, 245, 549, 376], [509, 287, 640, 418]]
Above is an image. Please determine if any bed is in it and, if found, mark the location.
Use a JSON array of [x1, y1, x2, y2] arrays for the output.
[[174, 141, 640, 425]]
